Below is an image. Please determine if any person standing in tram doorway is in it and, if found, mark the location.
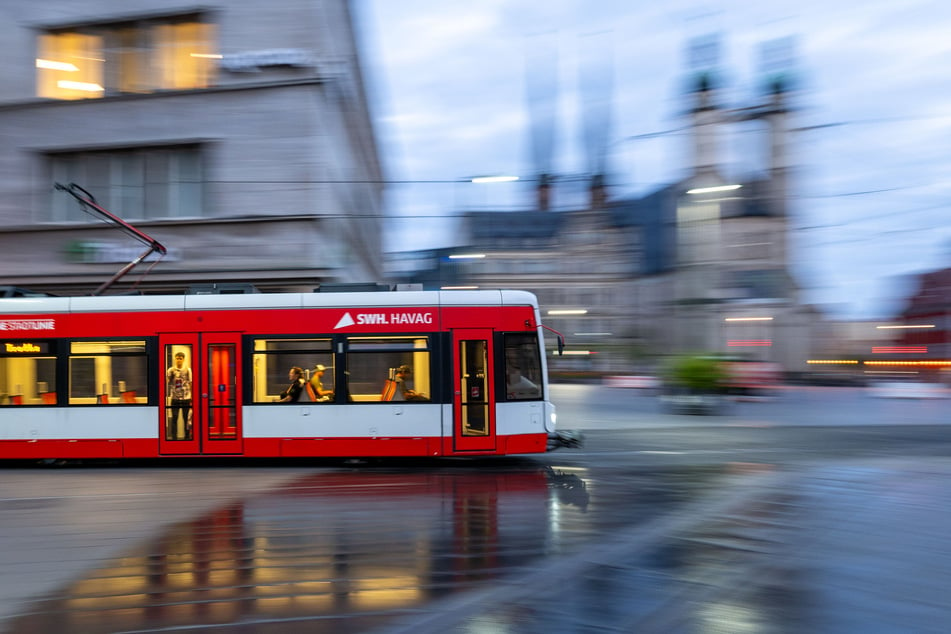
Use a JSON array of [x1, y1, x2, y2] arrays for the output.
[[166, 351, 193, 440]]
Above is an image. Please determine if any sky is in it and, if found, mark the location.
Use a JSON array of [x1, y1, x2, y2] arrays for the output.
[[354, 0, 951, 320]]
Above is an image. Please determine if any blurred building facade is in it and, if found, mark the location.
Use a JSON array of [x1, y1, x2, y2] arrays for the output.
[[663, 57, 816, 374], [891, 268, 951, 358], [0, 0, 382, 294], [797, 269, 951, 385], [390, 36, 822, 374]]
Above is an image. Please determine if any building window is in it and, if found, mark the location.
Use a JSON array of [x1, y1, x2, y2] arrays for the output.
[[47, 145, 203, 221], [36, 14, 216, 100], [68, 340, 148, 404], [729, 232, 772, 260]]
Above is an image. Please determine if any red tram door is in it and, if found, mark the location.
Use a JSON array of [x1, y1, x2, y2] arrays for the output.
[[452, 329, 496, 452], [159, 333, 243, 455]]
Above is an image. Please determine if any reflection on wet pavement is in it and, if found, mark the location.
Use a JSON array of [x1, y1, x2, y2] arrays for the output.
[[463, 487, 806, 634], [5, 463, 739, 633], [391, 462, 951, 634]]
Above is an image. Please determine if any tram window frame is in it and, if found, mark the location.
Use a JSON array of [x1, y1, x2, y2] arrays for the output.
[[67, 339, 150, 405], [249, 337, 335, 404], [345, 336, 433, 403], [499, 333, 543, 402], [0, 340, 58, 406]]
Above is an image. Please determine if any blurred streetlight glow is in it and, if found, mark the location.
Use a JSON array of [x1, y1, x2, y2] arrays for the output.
[[876, 324, 935, 329], [548, 309, 588, 315], [440, 285, 479, 290], [471, 175, 519, 183], [866, 360, 951, 366], [447, 253, 485, 259], [687, 184, 742, 194], [724, 316, 773, 322], [872, 346, 928, 354]]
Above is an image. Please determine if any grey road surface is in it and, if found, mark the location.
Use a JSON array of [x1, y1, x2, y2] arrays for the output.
[[0, 384, 948, 633]]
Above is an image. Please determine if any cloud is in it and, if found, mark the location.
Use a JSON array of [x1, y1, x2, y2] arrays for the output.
[[362, 0, 951, 317]]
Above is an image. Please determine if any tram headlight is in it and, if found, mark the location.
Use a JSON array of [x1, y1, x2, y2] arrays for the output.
[[546, 404, 557, 433]]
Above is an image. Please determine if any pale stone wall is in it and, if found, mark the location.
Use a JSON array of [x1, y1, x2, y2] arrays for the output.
[[0, 0, 382, 292]]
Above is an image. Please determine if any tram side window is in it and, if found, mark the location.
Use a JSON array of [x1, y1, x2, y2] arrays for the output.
[[503, 333, 543, 401], [346, 337, 431, 402], [250, 338, 333, 403], [68, 340, 148, 404], [0, 341, 57, 405]]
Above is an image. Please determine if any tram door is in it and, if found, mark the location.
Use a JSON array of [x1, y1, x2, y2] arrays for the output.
[[159, 333, 243, 455], [452, 329, 496, 452]]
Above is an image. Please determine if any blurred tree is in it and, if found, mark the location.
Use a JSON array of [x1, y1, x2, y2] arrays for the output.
[[665, 354, 727, 393]]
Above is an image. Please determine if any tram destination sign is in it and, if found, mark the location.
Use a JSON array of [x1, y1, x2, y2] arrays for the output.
[[3, 342, 50, 354], [0, 319, 56, 332]]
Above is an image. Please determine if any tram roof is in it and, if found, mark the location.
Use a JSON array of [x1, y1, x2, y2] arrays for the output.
[[0, 289, 539, 315]]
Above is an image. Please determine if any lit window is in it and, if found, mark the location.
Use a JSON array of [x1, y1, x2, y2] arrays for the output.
[[346, 337, 431, 403], [37, 32, 104, 100], [36, 15, 216, 100], [68, 340, 148, 405], [154, 21, 216, 90], [251, 339, 335, 404], [0, 340, 57, 406]]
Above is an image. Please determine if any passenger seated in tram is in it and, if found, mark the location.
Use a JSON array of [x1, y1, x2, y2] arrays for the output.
[[308, 364, 334, 402], [392, 365, 428, 401], [276, 366, 305, 403]]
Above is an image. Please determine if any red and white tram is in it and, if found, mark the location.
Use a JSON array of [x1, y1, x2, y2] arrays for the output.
[[0, 289, 563, 460]]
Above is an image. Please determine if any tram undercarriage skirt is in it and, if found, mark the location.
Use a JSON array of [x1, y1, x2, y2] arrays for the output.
[[547, 429, 584, 451]]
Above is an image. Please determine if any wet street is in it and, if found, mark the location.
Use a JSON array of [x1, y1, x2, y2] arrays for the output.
[[0, 385, 950, 633]]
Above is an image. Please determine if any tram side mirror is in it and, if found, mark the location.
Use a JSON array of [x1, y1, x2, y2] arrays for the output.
[[541, 325, 565, 356]]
